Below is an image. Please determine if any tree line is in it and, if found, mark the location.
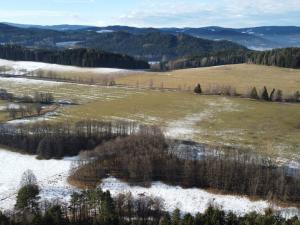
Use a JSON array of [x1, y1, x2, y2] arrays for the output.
[[0, 44, 150, 69], [193, 84, 300, 103], [70, 130, 300, 205], [155, 48, 300, 71], [247, 48, 300, 69], [158, 50, 246, 71], [0, 120, 138, 159], [0, 89, 54, 104], [0, 89, 55, 119], [2, 170, 300, 225]]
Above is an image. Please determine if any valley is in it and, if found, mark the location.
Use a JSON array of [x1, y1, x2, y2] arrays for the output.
[[0, 8, 299, 223]]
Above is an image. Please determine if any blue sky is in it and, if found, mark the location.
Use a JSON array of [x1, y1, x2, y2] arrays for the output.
[[0, 0, 299, 27]]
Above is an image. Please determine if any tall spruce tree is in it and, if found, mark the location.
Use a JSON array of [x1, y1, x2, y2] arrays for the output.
[[250, 87, 259, 99], [261, 86, 269, 101]]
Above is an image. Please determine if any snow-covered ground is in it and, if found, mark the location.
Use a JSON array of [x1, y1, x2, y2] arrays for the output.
[[0, 77, 62, 86], [0, 148, 76, 210], [0, 59, 136, 75], [0, 148, 299, 218], [6, 111, 59, 125], [101, 177, 300, 218]]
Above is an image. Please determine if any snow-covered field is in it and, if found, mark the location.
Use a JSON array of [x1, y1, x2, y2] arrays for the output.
[[101, 177, 300, 218], [0, 148, 299, 218], [0, 59, 135, 75], [0, 148, 76, 211]]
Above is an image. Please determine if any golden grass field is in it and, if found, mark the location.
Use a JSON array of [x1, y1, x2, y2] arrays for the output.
[[116, 64, 300, 96], [0, 64, 300, 159], [0, 100, 8, 122]]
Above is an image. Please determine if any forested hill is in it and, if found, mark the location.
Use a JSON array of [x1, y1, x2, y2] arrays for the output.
[[82, 31, 248, 61], [246, 48, 300, 68], [0, 23, 248, 62], [162, 48, 300, 70], [0, 45, 150, 69]]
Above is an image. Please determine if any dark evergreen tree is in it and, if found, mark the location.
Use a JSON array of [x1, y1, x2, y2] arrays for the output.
[[269, 88, 276, 101], [194, 84, 202, 94], [261, 86, 269, 101], [15, 184, 40, 212], [250, 87, 259, 99], [171, 209, 181, 225]]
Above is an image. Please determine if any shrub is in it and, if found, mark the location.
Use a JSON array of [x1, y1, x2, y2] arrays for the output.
[[275, 90, 283, 102]]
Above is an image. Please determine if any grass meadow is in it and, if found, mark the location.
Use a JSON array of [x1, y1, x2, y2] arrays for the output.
[[0, 64, 300, 159]]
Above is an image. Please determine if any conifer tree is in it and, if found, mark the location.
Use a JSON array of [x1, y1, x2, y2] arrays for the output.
[[171, 209, 181, 225], [269, 88, 276, 101], [261, 86, 269, 101], [194, 83, 202, 94], [250, 87, 259, 99]]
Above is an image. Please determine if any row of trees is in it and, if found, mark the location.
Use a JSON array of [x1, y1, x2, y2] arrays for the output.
[[193, 84, 300, 103], [0, 120, 139, 159], [6, 104, 43, 120], [0, 89, 55, 119], [0, 89, 54, 104], [34, 69, 117, 86], [70, 131, 300, 204], [0, 44, 150, 69], [2, 170, 300, 225], [247, 87, 300, 102]]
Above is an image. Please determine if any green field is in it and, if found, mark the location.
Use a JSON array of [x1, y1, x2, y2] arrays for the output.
[[0, 64, 300, 159], [58, 91, 300, 159]]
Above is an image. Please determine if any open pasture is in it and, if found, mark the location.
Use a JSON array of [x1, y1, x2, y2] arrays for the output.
[[1, 63, 300, 159], [116, 64, 300, 96]]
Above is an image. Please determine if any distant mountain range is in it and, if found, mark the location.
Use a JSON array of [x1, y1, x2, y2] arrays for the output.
[[4, 23, 300, 51], [0, 23, 247, 61]]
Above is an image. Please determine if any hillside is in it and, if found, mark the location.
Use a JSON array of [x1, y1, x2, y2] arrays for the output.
[[91, 25, 300, 50], [0, 23, 247, 62], [81, 31, 248, 61], [0, 45, 149, 69], [2, 23, 300, 52]]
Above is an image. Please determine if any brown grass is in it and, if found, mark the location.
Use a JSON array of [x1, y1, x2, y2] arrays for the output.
[[116, 64, 300, 96]]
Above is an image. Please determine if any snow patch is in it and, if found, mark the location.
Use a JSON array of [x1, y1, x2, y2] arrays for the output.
[[0, 59, 134, 75], [0, 149, 76, 210], [165, 98, 240, 140], [0, 77, 62, 86], [100, 177, 300, 218]]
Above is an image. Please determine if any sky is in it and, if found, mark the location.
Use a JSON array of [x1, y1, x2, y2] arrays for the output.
[[0, 0, 300, 28]]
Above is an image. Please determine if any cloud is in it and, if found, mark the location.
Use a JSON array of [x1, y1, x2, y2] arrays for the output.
[[0, 0, 299, 27], [108, 0, 300, 27]]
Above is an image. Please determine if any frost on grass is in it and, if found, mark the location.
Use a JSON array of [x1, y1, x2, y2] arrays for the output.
[[165, 97, 240, 140], [100, 177, 300, 218], [0, 148, 76, 210]]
